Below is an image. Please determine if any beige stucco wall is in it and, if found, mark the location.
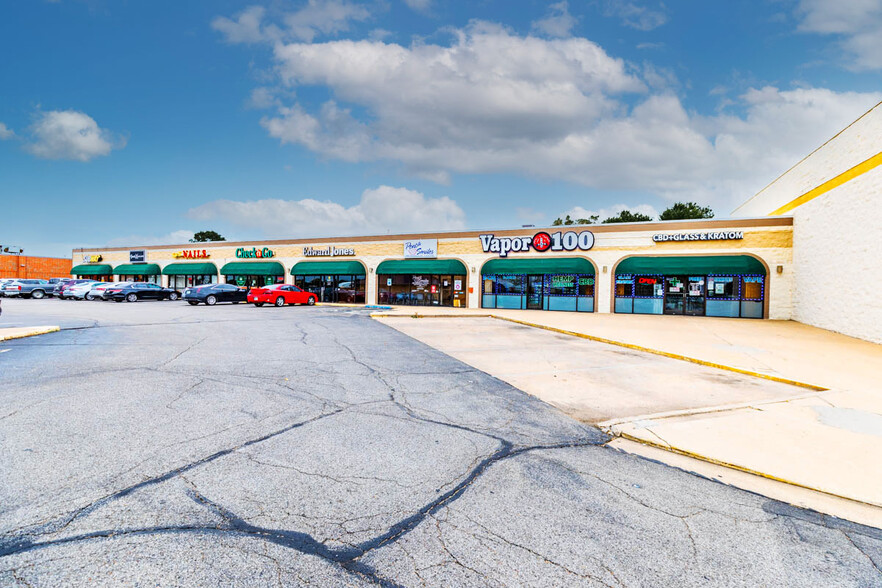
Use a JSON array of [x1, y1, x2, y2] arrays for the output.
[[73, 222, 792, 318]]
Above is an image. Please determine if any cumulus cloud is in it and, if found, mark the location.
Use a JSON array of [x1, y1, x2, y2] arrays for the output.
[[250, 19, 881, 211], [212, 1, 371, 44], [105, 230, 194, 248], [532, 1, 577, 38], [796, 0, 882, 70], [561, 203, 660, 222], [25, 110, 125, 161], [0, 122, 14, 140], [403, 0, 431, 13], [602, 0, 668, 31], [187, 185, 466, 237]]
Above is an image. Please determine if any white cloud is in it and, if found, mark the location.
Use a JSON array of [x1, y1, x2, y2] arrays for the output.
[[212, 6, 269, 44], [212, 1, 371, 45], [187, 185, 466, 237], [603, 0, 668, 31], [105, 230, 194, 248], [25, 110, 125, 162], [0, 122, 14, 140], [562, 203, 660, 222], [403, 0, 431, 13], [796, 0, 882, 70], [532, 1, 577, 38]]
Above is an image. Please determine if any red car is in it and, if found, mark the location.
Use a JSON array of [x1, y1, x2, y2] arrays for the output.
[[248, 284, 317, 307]]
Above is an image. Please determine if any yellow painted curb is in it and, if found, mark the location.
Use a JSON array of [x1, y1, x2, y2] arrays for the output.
[[0, 326, 60, 342], [617, 431, 882, 509], [489, 315, 827, 392]]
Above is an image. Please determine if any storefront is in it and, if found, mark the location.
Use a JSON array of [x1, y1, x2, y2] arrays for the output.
[[220, 261, 285, 289], [70, 264, 114, 281], [613, 255, 767, 318], [114, 263, 161, 285], [163, 262, 219, 291], [291, 261, 366, 303], [377, 259, 468, 307], [481, 258, 596, 312]]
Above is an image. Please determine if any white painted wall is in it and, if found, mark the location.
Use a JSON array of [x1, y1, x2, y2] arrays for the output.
[[792, 166, 882, 343]]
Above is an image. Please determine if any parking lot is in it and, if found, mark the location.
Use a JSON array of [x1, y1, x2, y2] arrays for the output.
[[1, 298, 881, 586]]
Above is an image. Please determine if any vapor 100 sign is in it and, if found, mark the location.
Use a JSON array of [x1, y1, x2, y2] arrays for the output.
[[480, 230, 594, 258]]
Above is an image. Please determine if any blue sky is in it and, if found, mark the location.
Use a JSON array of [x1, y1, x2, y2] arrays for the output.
[[1, 0, 880, 256]]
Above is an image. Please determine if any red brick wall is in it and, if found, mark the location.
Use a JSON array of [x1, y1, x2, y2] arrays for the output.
[[0, 255, 72, 280]]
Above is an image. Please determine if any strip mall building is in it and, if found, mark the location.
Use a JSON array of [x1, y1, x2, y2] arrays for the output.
[[71, 101, 882, 344]]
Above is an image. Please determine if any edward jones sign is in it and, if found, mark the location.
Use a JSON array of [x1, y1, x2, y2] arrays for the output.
[[480, 230, 594, 258]]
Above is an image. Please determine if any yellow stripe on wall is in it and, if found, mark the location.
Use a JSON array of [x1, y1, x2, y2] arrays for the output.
[[771, 151, 882, 216]]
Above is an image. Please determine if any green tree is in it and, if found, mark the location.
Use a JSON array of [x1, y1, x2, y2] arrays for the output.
[[601, 210, 653, 223], [190, 230, 226, 243], [551, 214, 598, 226], [659, 202, 714, 220]]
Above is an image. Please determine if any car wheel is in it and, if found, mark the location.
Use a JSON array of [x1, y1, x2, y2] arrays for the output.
[[169, 292, 179, 301], [254, 302, 264, 307], [31, 290, 45, 299], [274, 297, 286, 307], [307, 296, 316, 306], [206, 295, 217, 306], [85, 294, 94, 301], [188, 301, 199, 306], [126, 293, 138, 303]]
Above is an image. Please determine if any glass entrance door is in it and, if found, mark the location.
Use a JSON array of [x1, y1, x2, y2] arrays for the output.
[[685, 276, 706, 316], [526, 275, 544, 310], [664, 276, 685, 314]]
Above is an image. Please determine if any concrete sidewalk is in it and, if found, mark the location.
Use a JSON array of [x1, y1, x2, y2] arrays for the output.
[[373, 307, 882, 523], [0, 326, 59, 342]]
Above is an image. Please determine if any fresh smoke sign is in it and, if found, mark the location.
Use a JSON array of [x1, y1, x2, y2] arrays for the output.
[[480, 230, 594, 258]]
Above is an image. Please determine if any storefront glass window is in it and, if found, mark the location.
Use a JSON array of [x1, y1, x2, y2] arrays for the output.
[[578, 277, 595, 297], [547, 275, 576, 296], [225, 275, 283, 289], [294, 274, 365, 303], [481, 273, 595, 312], [119, 274, 161, 285], [615, 275, 634, 297], [634, 276, 664, 298], [377, 274, 466, 307], [169, 274, 217, 291], [706, 276, 737, 299], [741, 276, 764, 300]]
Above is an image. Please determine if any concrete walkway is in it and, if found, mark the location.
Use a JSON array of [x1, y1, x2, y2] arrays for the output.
[[373, 307, 882, 523]]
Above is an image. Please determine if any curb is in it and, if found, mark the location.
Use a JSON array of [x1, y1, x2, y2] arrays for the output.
[[489, 315, 828, 392], [615, 430, 882, 509], [0, 326, 60, 342]]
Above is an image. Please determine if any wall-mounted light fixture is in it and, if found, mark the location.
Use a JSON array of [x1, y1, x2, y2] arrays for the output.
[[471, 266, 476, 273], [776, 265, 784, 274], [603, 265, 608, 273]]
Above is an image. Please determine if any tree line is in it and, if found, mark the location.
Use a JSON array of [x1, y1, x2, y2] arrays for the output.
[[552, 201, 714, 225]]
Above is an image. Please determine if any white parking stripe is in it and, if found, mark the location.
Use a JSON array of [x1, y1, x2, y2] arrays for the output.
[[0, 349, 10, 353]]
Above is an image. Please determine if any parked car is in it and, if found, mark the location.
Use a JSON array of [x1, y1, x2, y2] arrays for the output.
[[87, 282, 124, 301], [248, 284, 317, 307], [2, 279, 51, 299], [55, 279, 91, 299], [108, 282, 180, 302], [183, 283, 248, 306], [67, 281, 105, 300]]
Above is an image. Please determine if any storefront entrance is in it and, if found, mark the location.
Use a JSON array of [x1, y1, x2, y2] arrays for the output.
[[115, 264, 161, 285], [163, 262, 220, 291], [615, 256, 766, 319], [291, 261, 366, 304], [663, 276, 706, 316], [70, 264, 114, 281], [219, 262, 285, 290], [481, 258, 595, 312], [376, 259, 468, 307]]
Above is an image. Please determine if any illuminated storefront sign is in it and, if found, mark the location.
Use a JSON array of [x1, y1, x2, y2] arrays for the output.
[[83, 254, 103, 263], [652, 231, 743, 242], [236, 247, 275, 259], [172, 249, 210, 259], [303, 246, 355, 257], [480, 230, 594, 258]]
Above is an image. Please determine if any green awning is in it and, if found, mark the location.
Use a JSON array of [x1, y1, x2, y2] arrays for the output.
[[220, 261, 285, 276], [114, 263, 161, 276], [481, 257, 595, 275], [376, 259, 467, 275], [70, 264, 114, 276], [291, 261, 366, 275], [163, 262, 218, 276], [615, 255, 766, 275]]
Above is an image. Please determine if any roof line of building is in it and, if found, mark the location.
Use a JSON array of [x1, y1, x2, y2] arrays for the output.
[[72, 216, 793, 253]]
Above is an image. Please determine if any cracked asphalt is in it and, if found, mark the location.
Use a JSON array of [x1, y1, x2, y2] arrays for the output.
[[0, 299, 880, 587]]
